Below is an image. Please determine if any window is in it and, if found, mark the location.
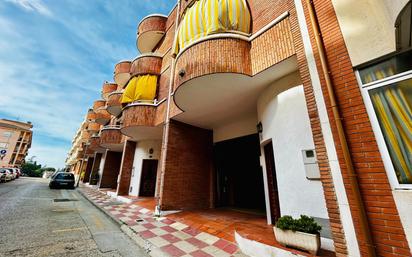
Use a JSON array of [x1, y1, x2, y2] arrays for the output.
[[3, 132, 12, 138], [357, 50, 412, 187]]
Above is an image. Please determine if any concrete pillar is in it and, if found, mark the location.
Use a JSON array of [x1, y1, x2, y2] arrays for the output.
[[117, 141, 137, 196], [99, 151, 122, 189]]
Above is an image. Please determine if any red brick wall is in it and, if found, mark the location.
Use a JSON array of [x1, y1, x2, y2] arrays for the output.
[[117, 141, 137, 196], [300, 0, 411, 256], [89, 153, 102, 185], [82, 157, 94, 183], [286, 2, 349, 255], [159, 120, 213, 210], [99, 151, 122, 189]]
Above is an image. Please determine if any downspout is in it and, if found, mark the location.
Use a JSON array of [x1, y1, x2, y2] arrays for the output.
[[156, 0, 181, 215], [305, 1, 376, 256]]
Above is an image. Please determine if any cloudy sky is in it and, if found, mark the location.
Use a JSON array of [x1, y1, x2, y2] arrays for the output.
[[0, 0, 176, 168]]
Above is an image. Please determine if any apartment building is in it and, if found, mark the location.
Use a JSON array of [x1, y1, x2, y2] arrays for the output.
[[0, 119, 33, 168], [66, 0, 412, 256]]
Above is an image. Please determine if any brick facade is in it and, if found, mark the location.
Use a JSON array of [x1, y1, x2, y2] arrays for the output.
[[159, 120, 213, 210], [82, 157, 94, 183], [300, 0, 411, 256], [117, 141, 137, 196], [99, 151, 122, 189]]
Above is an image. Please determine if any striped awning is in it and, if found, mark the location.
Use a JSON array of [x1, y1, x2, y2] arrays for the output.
[[173, 0, 251, 55], [121, 75, 157, 104]]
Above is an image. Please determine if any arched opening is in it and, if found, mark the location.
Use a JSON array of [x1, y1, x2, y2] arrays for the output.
[[395, 1, 412, 51]]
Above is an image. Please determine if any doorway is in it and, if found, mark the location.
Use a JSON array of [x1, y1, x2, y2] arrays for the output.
[[139, 159, 158, 197], [263, 141, 281, 224], [214, 134, 266, 213]]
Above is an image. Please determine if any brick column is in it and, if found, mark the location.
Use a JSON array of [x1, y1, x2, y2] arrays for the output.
[[159, 120, 213, 210], [89, 153, 102, 185], [117, 141, 137, 196], [82, 157, 94, 183], [99, 151, 122, 189]]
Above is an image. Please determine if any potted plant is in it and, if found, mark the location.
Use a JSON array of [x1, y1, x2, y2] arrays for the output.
[[274, 215, 322, 255]]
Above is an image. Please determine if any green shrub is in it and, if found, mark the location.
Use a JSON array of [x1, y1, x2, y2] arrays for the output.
[[276, 215, 322, 235]]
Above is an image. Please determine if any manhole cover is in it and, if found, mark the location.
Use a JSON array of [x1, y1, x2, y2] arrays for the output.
[[53, 199, 78, 202]]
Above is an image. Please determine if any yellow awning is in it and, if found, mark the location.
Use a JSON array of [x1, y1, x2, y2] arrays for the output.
[[173, 0, 251, 55], [121, 75, 157, 104]]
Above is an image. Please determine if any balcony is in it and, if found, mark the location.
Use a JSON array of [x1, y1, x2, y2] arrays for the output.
[[81, 130, 91, 141], [121, 102, 164, 140], [93, 100, 110, 125], [76, 150, 84, 159], [130, 54, 162, 77], [114, 61, 132, 88], [107, 91, 123, 117], [99, 125, 124, 152], [87, 122, 100, 133], [137, 14, 168, 53], [101, 82, 118, 100], [89, 135, 105, 153], [86, 109, 96, 121]]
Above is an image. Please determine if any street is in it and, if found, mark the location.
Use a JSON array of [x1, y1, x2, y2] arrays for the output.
[[0, 177, 148, 257]]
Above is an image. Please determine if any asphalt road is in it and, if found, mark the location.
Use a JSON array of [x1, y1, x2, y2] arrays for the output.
[[0, 177, 148, 257]]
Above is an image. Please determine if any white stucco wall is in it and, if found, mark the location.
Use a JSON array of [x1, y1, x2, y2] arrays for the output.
[[213, 112, 258, 143], [129, 140, 161, 196], [257, 73, 329, 219], [331, 0, 409, 66], [98, 151, 106, 178]]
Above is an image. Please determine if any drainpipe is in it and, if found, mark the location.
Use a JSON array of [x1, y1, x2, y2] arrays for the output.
[[156, 0, 181, 216], [305, 1, 376, 256]]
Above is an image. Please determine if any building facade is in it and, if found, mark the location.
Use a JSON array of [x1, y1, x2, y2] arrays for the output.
[[0, 119, 33, 168], [66, 0, 412, 256]]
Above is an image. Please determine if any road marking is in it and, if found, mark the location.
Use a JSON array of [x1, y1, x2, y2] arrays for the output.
[[52, 227, 87, 233]]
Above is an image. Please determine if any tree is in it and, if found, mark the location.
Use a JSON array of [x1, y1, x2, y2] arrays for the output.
[[21, 162, 56, 177]]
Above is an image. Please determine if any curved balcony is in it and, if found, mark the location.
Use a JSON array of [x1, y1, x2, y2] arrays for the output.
[[107, 91, 123, 117], [130, 54, 162, 77], [93, 100, 106, 112], [86, 109, 96, 121], [95, 108, 111, 125], [121, 102, 163, 140], [114, 61, 132, 88], [76, 151, 84, 159], [89, 135, 106, 153], [101, 82, 118, 100], [81, 130, 91, 141], [99, 126, 124, 152], [137, 14, 168, 53], [87, 122, 100, 133], [173, 36, 253, 127]]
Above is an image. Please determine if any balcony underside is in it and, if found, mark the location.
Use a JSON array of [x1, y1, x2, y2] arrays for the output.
[[137, 31, 165, 53], [95, 109, 111, 125], [107, 92, 122, 117], [173, 56, 298, 129], [114, 61, 131, 88], [121, 104, 163, 141]]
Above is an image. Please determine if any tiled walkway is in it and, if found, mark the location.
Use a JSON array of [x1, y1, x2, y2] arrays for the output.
[[79, 187, 247, 257]]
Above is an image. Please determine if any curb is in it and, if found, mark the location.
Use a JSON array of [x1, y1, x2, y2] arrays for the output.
[[77, 188, 162, 257], [76, 188, 124, 227]]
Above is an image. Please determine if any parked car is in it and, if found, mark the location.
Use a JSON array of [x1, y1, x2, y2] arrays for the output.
[[0, 169, 13, 182], [11, 168, 20, 178], [7, 168, 16, 180], [49, 172, 75, 189]]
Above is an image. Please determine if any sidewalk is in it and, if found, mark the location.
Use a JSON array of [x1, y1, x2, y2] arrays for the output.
[[78, 186, 248, 257]]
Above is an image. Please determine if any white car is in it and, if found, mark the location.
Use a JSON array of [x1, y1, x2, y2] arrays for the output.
[[6, 168, 16, 180], [0, 169, 13, 182]]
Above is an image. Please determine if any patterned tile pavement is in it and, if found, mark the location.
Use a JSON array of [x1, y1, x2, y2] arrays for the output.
[[79, 187, 248, 257]]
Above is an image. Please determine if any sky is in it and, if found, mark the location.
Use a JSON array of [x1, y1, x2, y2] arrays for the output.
[[0, 0, 176, 169]]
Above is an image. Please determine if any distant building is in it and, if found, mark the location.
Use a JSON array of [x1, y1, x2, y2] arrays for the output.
[[0, 119, 33, 168]]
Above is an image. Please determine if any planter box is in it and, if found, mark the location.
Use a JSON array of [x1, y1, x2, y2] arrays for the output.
[[274, 227, 320, 255]]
